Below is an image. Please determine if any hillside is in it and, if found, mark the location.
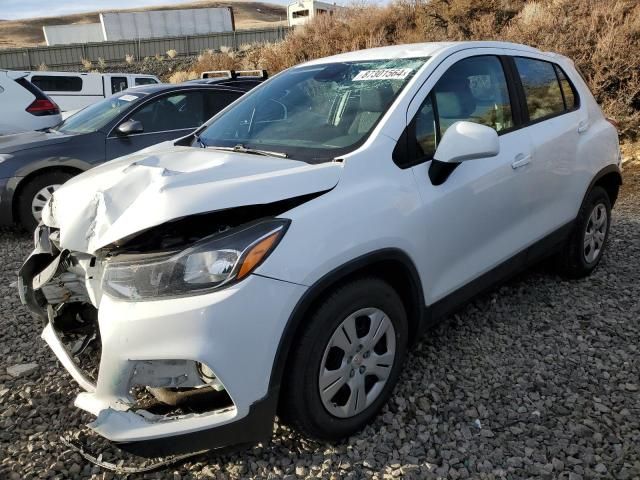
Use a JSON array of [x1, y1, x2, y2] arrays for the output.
[[0, 1, 286, 49]]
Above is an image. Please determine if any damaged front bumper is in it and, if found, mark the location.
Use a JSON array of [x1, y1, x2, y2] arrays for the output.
[[19, 226, 306, 457]]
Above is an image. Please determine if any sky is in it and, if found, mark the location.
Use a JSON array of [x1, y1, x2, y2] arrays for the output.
[[0, 0, 365, 20]]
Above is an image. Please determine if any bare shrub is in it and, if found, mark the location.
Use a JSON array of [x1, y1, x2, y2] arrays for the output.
[[97, 57, 106, 70], [191, 50, 241, 76], [37, 63, 48, 71], [168, 71, 190, 84], [80, 58, 92, 71], [125, 54, 135, 64], [166, 49, 178, 59]]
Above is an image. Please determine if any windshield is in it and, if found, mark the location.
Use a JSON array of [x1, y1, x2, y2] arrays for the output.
[[198, 58, 428, 163], [56, 92, 145, 134]]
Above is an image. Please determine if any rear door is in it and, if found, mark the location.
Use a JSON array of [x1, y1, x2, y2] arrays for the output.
[[509, 56, 582, 237], [105, 89, 241, 159], [401, 51, 535, 304]]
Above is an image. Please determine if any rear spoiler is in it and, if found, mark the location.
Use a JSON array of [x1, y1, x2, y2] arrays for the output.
[[5, 70, 29, 80], [200, 69, 268, 80]]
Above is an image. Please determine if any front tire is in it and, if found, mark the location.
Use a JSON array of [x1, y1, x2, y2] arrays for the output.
[[280, 277, 408, 440], [557, 186, 611, 278], [17, 172, 74, 232]]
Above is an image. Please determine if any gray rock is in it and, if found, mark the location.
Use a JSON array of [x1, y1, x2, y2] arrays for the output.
[[6, 363, 38, 377]]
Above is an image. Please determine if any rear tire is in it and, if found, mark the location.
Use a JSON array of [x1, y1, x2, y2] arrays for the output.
[[557, 186, 611, 278], [17, 171, 74, 232], [279, 277, 408, 440]]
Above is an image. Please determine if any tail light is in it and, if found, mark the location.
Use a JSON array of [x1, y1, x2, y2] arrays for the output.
[[26, 99, 60, 116], [606, 117, 619, 130]]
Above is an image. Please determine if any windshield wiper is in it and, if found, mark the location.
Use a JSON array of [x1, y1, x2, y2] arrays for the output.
[[209, 144, 288, 158]]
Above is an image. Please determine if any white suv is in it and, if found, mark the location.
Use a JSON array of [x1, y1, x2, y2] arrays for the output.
[[18, 42, 621, 457], [0, 70, 62, 135]]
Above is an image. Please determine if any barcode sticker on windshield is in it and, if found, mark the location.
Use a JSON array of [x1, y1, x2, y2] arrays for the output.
[[353, 68, 413, 81], [119, 94, 139, 102]]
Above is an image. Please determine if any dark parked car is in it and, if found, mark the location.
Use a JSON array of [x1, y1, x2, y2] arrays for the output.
[[0, 83, 252, 230]]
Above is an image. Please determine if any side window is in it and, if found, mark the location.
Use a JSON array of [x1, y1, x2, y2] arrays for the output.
[[433, 56, 513, 135], [129, 91, 206, 133], [399, 55, 512, 166], [203, 91, 242, 121], [31, 75, 82, 92], [135, 77, 158, 86], [414, 94, 437, 159], [513, 57, 565, 121], [554, 65, 578, 110], [111, 77, 128, 94]]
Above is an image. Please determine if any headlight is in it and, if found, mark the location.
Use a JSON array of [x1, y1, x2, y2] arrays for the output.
[[102, 219, 289, 300]]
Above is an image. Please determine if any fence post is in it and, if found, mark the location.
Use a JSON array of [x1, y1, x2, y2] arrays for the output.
[[26, 49, 33, 70]]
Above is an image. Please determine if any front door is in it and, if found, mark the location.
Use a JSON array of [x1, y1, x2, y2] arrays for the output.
[[404, 53, 536, 304]]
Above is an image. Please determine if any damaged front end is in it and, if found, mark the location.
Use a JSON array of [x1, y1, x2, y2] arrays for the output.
[[17, 208, 308, 456], [16, 147, 340, 456]]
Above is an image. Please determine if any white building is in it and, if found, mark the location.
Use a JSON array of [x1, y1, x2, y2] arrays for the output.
[[287, 0, 340, 27]]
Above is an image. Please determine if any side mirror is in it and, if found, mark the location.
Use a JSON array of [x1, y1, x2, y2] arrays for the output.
[[116, 119, 144, 136], [434, 121, 499, 163]]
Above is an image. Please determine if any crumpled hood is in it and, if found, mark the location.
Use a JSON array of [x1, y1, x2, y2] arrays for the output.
[[43, 146, 342, 254], [0, 130, 72, 154]]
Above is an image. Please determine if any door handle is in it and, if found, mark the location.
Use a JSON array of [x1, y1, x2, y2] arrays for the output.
[[578, 120, 590, 134], [511, 153, 531, 169]]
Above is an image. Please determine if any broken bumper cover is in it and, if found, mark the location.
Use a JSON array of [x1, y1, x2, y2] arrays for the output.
[[38, 273, 306, 456]]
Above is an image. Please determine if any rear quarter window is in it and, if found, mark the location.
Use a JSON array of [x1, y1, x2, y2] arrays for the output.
[[31, 75, 82, 92], [554, 65, 578, 110]]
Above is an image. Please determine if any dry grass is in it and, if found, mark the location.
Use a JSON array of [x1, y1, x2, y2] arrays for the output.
[[621, 142, 640, 167]]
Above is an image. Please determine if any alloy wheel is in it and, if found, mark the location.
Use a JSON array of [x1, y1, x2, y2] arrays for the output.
[[318, 307, 396, 418], [583, 203, 608, 264]]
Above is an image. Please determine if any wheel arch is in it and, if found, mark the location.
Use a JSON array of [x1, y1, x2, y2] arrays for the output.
[[12, 166, 84, 224], [270, 248, 425, 410], [586, 164, 622, 207]]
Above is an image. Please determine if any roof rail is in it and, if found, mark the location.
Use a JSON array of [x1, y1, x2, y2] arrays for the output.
[[200, 69, 268, 80]]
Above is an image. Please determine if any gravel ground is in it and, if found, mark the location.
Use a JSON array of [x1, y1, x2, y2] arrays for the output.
[[1, 161, 639, 479]]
